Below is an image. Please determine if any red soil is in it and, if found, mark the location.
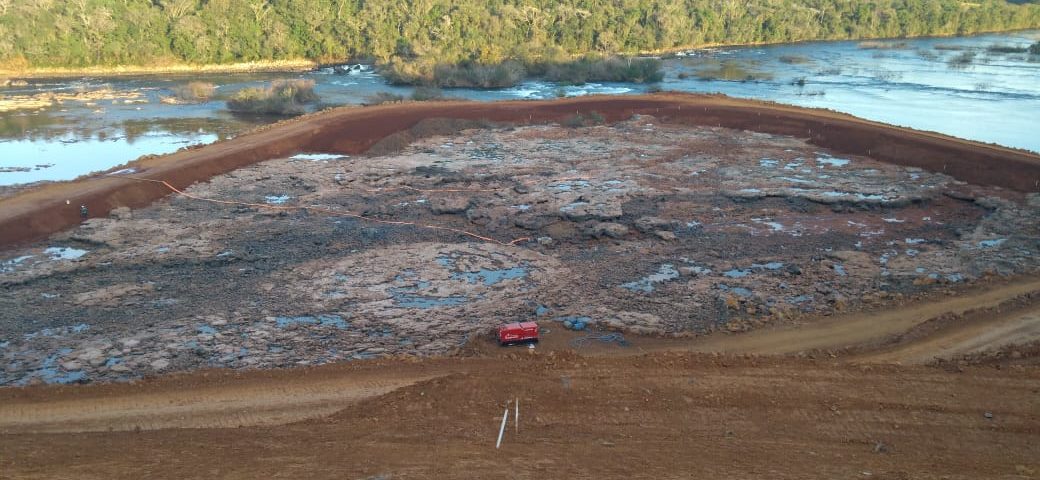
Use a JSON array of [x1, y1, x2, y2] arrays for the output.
[[2, 93, 1038, 248]]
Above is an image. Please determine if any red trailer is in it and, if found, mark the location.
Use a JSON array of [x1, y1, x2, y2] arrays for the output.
[[497, 322, 539, 345]]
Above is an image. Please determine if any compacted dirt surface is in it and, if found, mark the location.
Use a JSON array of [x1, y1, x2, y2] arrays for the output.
[[2, 96, 1040, 478], [2, 349, 1040, 479]]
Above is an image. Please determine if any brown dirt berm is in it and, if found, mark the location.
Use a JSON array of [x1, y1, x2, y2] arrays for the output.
[[2, 93, 1038, 248]]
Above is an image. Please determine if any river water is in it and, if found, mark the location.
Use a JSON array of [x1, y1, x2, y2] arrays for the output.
[[1, 30, 1037, 186]]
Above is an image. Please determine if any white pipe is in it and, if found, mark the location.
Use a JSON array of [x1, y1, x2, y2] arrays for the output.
[[515, 398, 519, 434], [496, 407, 509, 449]]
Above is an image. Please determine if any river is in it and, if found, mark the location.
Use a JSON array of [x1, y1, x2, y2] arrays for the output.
[[1, 30, 1037, 186]]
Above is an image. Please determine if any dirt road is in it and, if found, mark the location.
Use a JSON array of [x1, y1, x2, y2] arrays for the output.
[[687, 277, 1040, 356], [2, 353, 1038, 479], [0, 363, 444, 434], [3, 279, 1040, 478], [857, 297, 1040, 364]]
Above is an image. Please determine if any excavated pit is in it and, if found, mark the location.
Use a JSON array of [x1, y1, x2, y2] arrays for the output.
[[2, 114, 1039, 385]]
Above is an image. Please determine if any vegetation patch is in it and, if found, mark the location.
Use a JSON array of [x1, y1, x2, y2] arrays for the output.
[[531, 56, 664, 85], [168, 82, 216, 103], [410, 87, 452, 101], [226, 80, 319, 115], [947, 51, 977, 69], [363, 92, 403, 105], [857, 41, 910, 50], [2, 0, 1039, 73], [986, 44, 1027, 54], [381, 55, 662, 89], [778, 55, 812, 64], [694, 61, 774, 82]]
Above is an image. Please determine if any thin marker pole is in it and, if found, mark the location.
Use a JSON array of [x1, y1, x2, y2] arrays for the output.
[[515, 398, 520, 434], [496, 408, 509, 449]]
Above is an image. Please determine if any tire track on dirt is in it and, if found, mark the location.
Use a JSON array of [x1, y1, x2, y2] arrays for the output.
[[856, 302, 1040, 364], [0, 371, 444, 433], [684, 278, 1040, 356]]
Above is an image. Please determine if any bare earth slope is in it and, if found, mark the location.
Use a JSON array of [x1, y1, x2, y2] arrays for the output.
[[2, 93, 1039, 247]]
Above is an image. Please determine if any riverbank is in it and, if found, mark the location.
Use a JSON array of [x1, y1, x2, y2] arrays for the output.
[[0, 59, 317, 79], [3, 27, 1037, 80], [647, 26, 1040, 57]]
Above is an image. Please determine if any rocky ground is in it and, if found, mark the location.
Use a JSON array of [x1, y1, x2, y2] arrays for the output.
[[2, 115, 1039, 385]]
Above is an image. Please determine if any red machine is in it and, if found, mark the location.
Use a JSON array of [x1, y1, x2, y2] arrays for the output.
[[497, 322, 539, 345]]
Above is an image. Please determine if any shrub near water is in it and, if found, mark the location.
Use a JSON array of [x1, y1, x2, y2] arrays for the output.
[[227, 79, 319, 115], [535, 56, 664, 85], [381, 55, 662, 88], [171, 82, 216, 102], [382, 60, 525, 88]]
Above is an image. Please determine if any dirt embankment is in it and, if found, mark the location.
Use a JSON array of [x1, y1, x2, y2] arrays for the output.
[[2, 93, 1039, 249], [2, 352, 1039, 479]]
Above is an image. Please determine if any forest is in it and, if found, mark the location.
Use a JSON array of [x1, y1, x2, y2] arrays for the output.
[[1, 0, 1039, 73]]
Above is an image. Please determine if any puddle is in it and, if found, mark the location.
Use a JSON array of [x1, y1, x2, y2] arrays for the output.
[[44, 247, 87, 260], [559, 201, 590, 213], [511, 204, 532, 211], [1, 254, 35, 272], [752, 219, 785, 232], [759, 158, 779, 167], [454, 266, 529, 286], [264, 195, 291, 204], [723, 269, 751, 278], [437, 255, 531, 286], [905, 238, 926, 245], [290, 153, 345, 161], [820, 191, 886, 201], [833, 264, 848, 276], [22, 348, 87, 385], [722, 286, 754, 297], [787, 294, 813, 304], [23, 323, 89, 340], [196, 324, 218, 335], [549, 180, 591, 191], [816, 154, 851, 167], [622, 264, 680, 293], [274, 314, 349, 329], [979, 238, 1007, 248], [723, 262, 784, 279], [778, 176, 814, 184], [883, 218, 905, 223], [679, 258, 712, 275]]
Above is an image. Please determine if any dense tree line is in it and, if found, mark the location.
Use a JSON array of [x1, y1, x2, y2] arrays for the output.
[[1, 0, 1038, 71]]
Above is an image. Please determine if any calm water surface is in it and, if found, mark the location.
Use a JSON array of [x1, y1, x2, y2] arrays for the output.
[[1, 30, 1037, 186]]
